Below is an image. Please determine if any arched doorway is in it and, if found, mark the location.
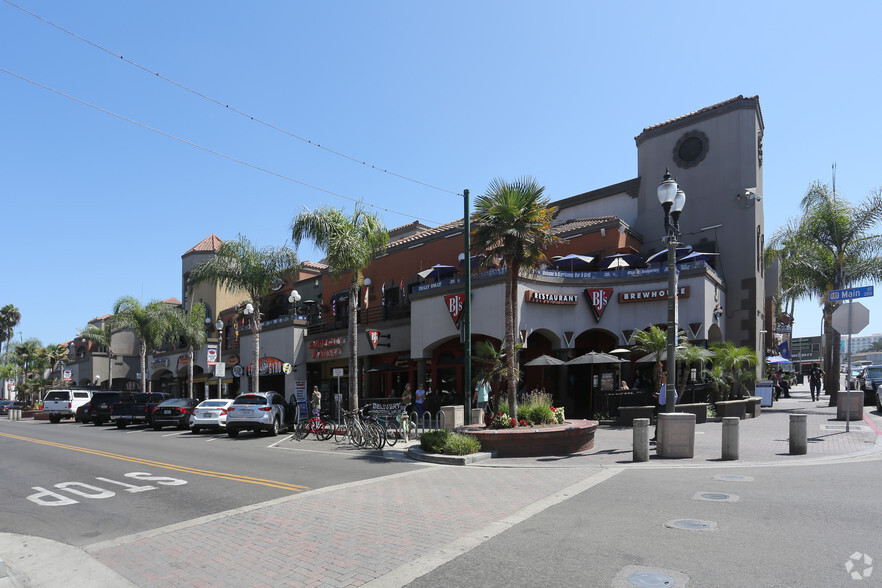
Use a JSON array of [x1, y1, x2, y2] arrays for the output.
[[568, 329, 618, 418]]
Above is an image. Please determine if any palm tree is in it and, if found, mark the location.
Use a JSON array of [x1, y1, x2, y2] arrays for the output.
[[164, 302, 207, 399], [709, 341, 758, 400], [767, 182, 882, 404], [472, 177, 559, 419], [42, 343, 68, 385], [112, 296, 170, 394], [472, 338, 522, 414], [291, 204, 388, 413], [187, 235, 299, 396], [632, 325, 688, 395], [870, 340, 882, 352], [0, 304, 21, 361], [79, 320, 117, 390]]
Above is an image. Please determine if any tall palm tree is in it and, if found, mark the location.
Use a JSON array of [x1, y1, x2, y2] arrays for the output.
[[0, 304, 21, 361], [79, 319, 117, 390], [164, 302, 207, 399], [112, 296, 170, 394], [42, 343, 68, 385], [187, 235, 299, 396], [472, 176, 559, 419], [291, 204, 388, 413], [768, 182, 882, 404]]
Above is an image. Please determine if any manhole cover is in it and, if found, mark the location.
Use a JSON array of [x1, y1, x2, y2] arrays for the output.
[[693, 492, 738, 502], [627, 571, 675, 586], [713, 474, 753, 482], [666, 519, 717, 531]]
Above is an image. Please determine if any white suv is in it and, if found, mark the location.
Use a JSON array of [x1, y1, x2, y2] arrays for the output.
[[225, 391, 290, 437]]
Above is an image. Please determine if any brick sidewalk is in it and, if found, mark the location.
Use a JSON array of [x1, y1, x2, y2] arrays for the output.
[[85, 466, 600, 587]]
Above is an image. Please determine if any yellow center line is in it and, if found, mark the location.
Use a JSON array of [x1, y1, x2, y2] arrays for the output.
[[0, 430, 309, 492]]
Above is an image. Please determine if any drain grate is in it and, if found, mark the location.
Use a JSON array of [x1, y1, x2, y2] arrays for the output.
[[820, 424, 868, 432], [666, 519, 717, 531], [713, 474, 753, 482], [627, 571, 675, 586]]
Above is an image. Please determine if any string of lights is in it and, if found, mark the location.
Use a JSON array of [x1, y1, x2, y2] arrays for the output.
[[0, 66, 443, 225], [3, 0, 463, 198]]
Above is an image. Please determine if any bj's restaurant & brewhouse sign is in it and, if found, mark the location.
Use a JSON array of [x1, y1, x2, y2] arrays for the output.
[[525, 290, 579, 305], [618, 286, 689, 303]]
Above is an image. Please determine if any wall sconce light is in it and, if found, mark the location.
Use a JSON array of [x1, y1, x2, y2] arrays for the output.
[[600, 228, 606, 237], [737, 189, 761, 206]]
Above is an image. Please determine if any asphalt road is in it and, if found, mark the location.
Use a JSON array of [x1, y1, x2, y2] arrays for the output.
[[0, 418, 422, 548]]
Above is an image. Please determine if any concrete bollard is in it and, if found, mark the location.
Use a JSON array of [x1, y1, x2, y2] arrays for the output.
[[789, 414, 807, 455], [722, 416, 739, 460], [633, 418, 650, 462], [470, 408, 486, 426]]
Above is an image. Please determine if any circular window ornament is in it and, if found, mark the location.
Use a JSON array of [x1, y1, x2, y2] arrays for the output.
[[672, 130, 709, 169]]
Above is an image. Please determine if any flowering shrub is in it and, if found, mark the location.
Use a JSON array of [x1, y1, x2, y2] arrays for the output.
[[491, 412, 513, 429], [551, 406, 565, 425], [518, 419, 529, 427]]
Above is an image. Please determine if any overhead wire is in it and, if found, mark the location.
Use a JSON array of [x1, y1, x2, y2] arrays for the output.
[[2, 0, 464, 198], [0, 66, 442, 225]]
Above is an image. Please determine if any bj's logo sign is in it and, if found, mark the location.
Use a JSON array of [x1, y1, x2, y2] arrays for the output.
[[584, 288, 613, 322], [444, 293, 464, 328]]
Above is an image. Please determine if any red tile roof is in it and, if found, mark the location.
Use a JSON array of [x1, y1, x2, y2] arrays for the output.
[[635, 95, 763, 145], [183, 234, 223, 256]]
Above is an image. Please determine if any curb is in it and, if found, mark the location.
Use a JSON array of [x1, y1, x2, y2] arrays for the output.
[[406, 446, 494, 465]]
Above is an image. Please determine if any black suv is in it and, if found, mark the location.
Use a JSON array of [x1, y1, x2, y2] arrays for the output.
[[858, 365, 882, 406], [88, 392, 123, 426]]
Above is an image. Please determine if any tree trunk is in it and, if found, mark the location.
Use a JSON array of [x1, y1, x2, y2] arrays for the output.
[[188, 347, 194, 399], [824, 303, 840, 406], [349, 282, 360, 413], [107, 352, 112, 390], [505, 261, 518, 419]]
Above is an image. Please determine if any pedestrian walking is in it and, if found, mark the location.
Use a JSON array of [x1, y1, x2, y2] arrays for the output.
[[473, 378, 490, 412], [809, 363, 825, 402]]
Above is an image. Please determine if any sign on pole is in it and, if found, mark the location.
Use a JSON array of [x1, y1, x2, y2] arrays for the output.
[[828, 286, 874, 302], [832, 301, 870, 335]]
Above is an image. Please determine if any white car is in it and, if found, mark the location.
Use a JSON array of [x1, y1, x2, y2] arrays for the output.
[[225, 391, 290, 437], [189, 399, 233, 434]]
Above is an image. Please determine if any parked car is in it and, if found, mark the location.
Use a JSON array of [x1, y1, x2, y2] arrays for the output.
[[225, 391, 289, 437], [151, 397, 200, 430], [76, 402, 91, 423], [0, 400, 27, 415], [858, 365, 882, 405], [111, 392, 171, 428], [189, 399, 233, 434], [88, 391, 123, 426], [42, 389, 93, 423]]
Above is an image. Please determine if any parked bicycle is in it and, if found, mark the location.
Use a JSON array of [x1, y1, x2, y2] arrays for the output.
[[293, 407, 335, 441], [335, 408, 384, 449]]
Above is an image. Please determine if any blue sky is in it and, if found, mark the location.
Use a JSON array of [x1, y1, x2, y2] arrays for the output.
[[2, 1, 881, 347]]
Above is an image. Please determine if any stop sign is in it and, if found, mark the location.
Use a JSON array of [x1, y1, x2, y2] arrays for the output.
[[832, 301, 870, 335]]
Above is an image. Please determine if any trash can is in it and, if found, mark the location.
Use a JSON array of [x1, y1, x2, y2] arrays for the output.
[[797, 373, 804, 385]]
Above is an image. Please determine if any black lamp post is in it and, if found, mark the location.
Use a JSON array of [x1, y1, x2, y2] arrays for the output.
[[657, 169, 686, 414]]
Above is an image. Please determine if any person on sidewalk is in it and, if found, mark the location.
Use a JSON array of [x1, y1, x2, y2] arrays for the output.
[[809, 363, 825, 402], [415, 384, 426, 418], [311, 385, 322, 415], [401, 383, 413, 412], [650, 374, 677, 443]]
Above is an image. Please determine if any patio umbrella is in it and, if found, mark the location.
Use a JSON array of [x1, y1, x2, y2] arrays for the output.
[[601, 253, 642, 269], [524, 355, 565, 389], [765, 355, 792, 364], [551, 253, 594, 271], [645, 246, 693, 264], [680, 251, 720, 263], [417, 264, 457, 280], [566, 351, 624, 365], [606, 257, 631, 269], [458, 253, 487, 269], [609, 348, 631, 355]]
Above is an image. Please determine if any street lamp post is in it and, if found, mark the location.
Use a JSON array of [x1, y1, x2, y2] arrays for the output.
[[215, 319, 224, 399], [657, 169, 686, 414]]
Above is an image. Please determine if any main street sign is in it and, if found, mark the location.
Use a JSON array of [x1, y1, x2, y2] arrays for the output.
[[828, 286, 874, 302]]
